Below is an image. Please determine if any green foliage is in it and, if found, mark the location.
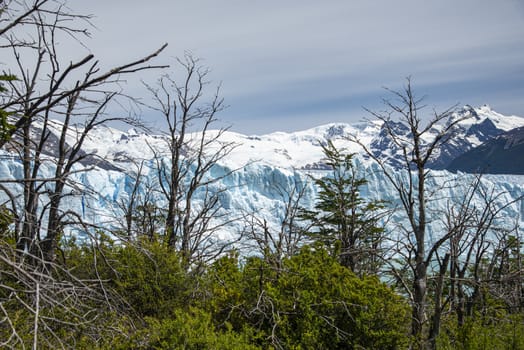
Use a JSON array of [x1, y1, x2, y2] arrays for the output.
[[111, 238, 193, 318], [0, 73, 17, 93], [118, 308, 260, 350], [0, 235, 130, 349], [0, 74, 17, 141], [437, 313, 524, 350], [208, 244, 410, 349], [301, 140, 386, 274], [274, 246, 410, 349], [0, 204, 14, 241], [56, 237, 257, 349], [5, 227, 523, 349], [201, 252, 248, 326]]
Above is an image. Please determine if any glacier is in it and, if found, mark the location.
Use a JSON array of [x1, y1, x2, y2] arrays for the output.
[[1, 150, 522, 248], [0, 105, 523, 249]]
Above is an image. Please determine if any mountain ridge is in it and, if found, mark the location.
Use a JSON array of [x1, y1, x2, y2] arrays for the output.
[[1, 104, 523, 243], [67, 104, 524, 173], [447, 126, 524, 175]]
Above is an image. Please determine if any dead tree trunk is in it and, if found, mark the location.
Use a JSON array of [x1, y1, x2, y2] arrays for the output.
[[1, 0, 167, 262], [144, 54, 238, 268], [349, 78, 466, 349]]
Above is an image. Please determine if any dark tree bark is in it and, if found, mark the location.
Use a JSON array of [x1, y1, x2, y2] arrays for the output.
[[349, 78, 465, 349], [0, 1, 167, 347], [0, 0, 167, 262], [144, 54, 239, 268]]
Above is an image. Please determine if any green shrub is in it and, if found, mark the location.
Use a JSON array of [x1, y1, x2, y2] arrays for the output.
[[112, 238, 192, 318], [437, 313, 524, 350], [208, 244, 410, 349], [116, 308, 260, 350]]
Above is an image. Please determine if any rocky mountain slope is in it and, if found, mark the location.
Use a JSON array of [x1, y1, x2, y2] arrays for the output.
[[447, 126, 524, 174]]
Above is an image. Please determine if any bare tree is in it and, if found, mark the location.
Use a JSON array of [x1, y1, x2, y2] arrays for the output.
[[114, 158, 166, 240], [348, 78, 467, 349], [143, 54, 239, 268], [0, 233, 130, 349], [351, 79, 524, 349], [0, 0, 167, 263], [0, 0, 167, 147], [474, 221, 523, 315], [242, 175, 311, 270], [0, 1, 167, 347], [421, 173, 521, 347]]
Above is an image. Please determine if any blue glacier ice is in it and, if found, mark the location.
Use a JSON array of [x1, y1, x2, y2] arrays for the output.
[[1, 148, 522, 249]]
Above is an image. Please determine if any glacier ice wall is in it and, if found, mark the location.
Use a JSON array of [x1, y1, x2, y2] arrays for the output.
[[0, 150, 522, 247]]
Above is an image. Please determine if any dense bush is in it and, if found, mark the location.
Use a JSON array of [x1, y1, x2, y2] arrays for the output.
[[437, 313, 524, 350], [116, 308, 260, 350], [206, 244, 411, 349], [3, 235, 522, 349]]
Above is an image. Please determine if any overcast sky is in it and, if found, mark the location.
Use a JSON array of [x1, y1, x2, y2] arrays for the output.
[[74, 0, 524, 134]]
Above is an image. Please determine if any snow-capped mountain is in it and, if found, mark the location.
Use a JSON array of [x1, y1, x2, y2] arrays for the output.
[[366, 105, 524, 170], [56, 104, 523, 172], [1, 105, 523, 244]]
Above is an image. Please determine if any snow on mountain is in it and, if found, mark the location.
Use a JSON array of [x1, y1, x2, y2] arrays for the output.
[[1, 105, 523, 245], [35, 104, 522, 173], [468, 104, 524, 132], [366, 105, 524, 170], [71, 121, 377, 171], [217, 122, 378, 170]]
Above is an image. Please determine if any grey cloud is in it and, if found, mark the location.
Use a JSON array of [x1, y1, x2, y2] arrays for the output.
[[73, 0, 524, 133]]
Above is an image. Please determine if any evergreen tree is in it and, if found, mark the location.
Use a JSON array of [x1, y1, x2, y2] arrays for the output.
[[301, 140, 386, 275], [0, 74, 17, 142]]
